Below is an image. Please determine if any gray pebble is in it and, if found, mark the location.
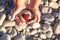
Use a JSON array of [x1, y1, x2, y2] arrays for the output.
[[10, 28, 17, 37], [1, 34, 11, 40], [42, 14, 55, 22]]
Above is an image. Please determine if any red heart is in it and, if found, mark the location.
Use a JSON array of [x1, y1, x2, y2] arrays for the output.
[[22, 14, 30, 21]]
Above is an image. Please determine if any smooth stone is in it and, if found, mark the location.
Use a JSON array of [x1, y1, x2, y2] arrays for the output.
[[30, 30, 37, 35], [10, 28, 17, 37], [40, 34, 46, 39], [31, 22, 40, 29], [49, 2, 59, 9], [0, 27, 6, 33], [1, 34, 11, 40], [0, 5, 5, 12], [44, 21, 51, 25], [14, 34, 25, 40], [46, 31, 53, 38], [0, 13, 6, 26], [6, 27, 12, 33], [45, 1, 49, 6], [52, 12, 58, 17], [42, 14, 54, 22], [54, 23, 60, 34], [42, 7, 49, 14], [50, 0, 57, 2], [15, 23, 27, 31], [3, 21, 16, 27]]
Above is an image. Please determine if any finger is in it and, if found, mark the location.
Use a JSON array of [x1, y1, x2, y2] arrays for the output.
[[15, 15, 23, 24], [27, 15, 38, 24]]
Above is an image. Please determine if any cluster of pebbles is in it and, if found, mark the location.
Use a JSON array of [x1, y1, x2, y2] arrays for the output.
[[0, 0, 60, 40]]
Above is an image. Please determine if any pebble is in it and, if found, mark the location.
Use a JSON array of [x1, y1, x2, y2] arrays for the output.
[[30, 29, 37, 35], [45, 1, 49, 6], [10, 28, 17, 37], [52, 12, 58, 17], [15, 23, 27, 31], [54, 23, 60, 34], [0, 13, 6, 26], [49, 2, 59, 9], [42, 14, 55, 22], [31, 22, 40, 29], [40, 33, 46, 39], [1, 34, 11, 40], [44, 21, 51, 25], [0, 27, 6, 33], [14, 34, 25, 40], [42, 7, 49, 14], [0, 5, 5, 12], [3, 21, 16, 27], [50, 0, 57, 2], [6, 27, 12, 33], [46, 31, 53, 38]]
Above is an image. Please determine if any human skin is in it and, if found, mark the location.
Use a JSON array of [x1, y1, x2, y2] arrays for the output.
[[10, 0, 41, 24]]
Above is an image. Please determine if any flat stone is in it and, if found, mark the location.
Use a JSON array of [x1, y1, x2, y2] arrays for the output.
[[10, 28, 17, 37], [0, 27, 6, 33], [42, 14, 55, 22], [30, 30, 37, 35], [0, 13, 6, 26], [1, 34, 11, 40], [15, 23, 27, 31], [40, 34, 46, 39], [49, 2, 59, 9], [3, 21, 16, 27], [14, 34, 25, 40], [31, 22, 40, 29]]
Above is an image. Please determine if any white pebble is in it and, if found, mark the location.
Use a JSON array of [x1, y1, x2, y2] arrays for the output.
[[54, 23, 60, 34], [0, 13, 6, 26], [1, 34, 11, 40], [42, 7, 49, 14], [31, 22, 40, 29], [3, 21, 16, 27], [0, 27, 6, 33], [40, 34, 46, 39], [15, 23, 27, 31], [49, 2, 59, 9], [30, 30, 37, 35]]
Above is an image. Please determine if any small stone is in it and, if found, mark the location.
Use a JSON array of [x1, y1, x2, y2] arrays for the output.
[[54, 23, 60, 34], [0, 27, 6, 33], [10, 28, 17, 37], [49, 2, 59, 9], [52, 12, 58, 17], [30, 30, 37, 35], [3, 21, 16, 27], [42, 14, 54, 22], [0, 13, 6, 26], [0, 5, 5, 12], [45, 1, 49, 6], [15, 23, 27, 31], [42, 7, 49, 14], [14, 34, 25, 40], [1, 34, 11, 40], [46, 31, 53, 38], [44, 21, 51, 25], [50, 0, 57, 2], [31, 22, 40, 29], [6, 27, 12, 33], [40, 34, 46, 39]]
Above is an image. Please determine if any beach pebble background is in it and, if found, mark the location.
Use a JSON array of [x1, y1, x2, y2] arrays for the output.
[[0, 0, 59, 40]]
